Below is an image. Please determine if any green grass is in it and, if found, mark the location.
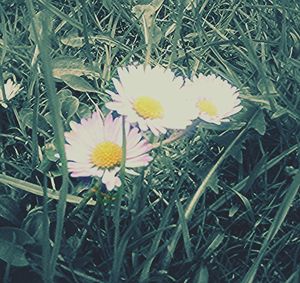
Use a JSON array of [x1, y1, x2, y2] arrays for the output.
[[0, 0, 299, 282]]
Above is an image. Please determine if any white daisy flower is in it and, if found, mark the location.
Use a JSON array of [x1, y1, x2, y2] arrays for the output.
[[0, 79, 22, 108], [184, 74, 243, 124], [105, 64, 194, 136], [64, 111, 153, 191]]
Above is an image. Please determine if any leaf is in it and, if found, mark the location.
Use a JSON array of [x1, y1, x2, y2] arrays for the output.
[[44, 143, 59, 162], [52, 57, 100, 79], [61, 96, 80, 120], [60, 74, 100, 93], [251, 110, 266, 135], [230, 143, 244, 164], [151, 24, 162, 45], [0, 196, 21, 226], [229, 205, 239, 217], [207, 171, 219, 194], [165, 23, 176, 37], [22, 112, 52, 133], [132, 4, 156, 27], [229, 188, 254, 222], [257, 78, 278, 96], [22, 210, 49, 244], [61, 30, 118, 48], [28, 10, 53, 43], [203, 233, 225, 258], [77, 103, 92, 119], [194, 265, 209, 283], [271, 104, 288, 119], [57, 88, 73, 99], [0, 227, 35, 267], [213, 132, 244, 163]]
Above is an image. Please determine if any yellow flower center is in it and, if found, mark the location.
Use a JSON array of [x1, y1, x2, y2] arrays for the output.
[[91, 142, 122, 169], [197, 99, 218, 117], [133, 96, 164, 119]]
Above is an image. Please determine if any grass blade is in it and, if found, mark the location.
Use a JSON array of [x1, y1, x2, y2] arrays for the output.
[[241, 169, 300, 283]]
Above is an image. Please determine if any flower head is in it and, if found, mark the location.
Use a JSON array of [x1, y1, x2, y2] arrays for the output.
[[105, 64, 194, 136], [0, 79, 22, 108], [184, 74, 243, 124], [65, 111, 153, 190]]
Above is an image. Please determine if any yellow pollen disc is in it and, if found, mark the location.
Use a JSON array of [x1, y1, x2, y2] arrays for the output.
[[197, 99, 218, 117], [133, 96, 164, 119], [91, 142, 122, 169]]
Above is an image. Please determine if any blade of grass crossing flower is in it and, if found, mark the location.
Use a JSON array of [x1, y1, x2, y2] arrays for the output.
[[25, 1, 69, 281], [162, 110, 260, 269], [241, 169, 300, 283], [31, 75, 40, 168]]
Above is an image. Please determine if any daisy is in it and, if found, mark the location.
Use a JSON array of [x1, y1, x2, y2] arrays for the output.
[[64, 111, 153, 191], [0, 79, 22, 108], [105, 64, 194, 136], [184, 74, 243, 124]]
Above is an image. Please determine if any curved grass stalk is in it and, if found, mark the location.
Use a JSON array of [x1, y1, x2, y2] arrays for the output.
[[0, 174, 96, 206]]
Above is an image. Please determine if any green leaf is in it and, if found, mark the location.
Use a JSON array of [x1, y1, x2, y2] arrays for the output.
[[60, 74, 100, 93], [77, 103, 92, 119], [61, 96, 80, 120], [132, 4, 156, 27], [28, 10, 53, 43], [61, 30, 117, 48], [151, 24, 162, 45], [22, 111, 52, 133], [52, 57, 100, 79], [207, 171, 219, 194], [0, 196, 21, 226], [229, 188, 254, 222], [194, 265, 209, 283], [44, 143, 59, 162], [251, 110, 266, 135], [228, 205, 239, 217], [22, 210, 49, 244], [0, 227, 35, 267], [203, 233, 225, 259], [257, 78, 278, 96], [57, 88, 73, 99]]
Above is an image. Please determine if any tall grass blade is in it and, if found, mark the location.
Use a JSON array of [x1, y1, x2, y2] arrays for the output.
[[241, 169, 300, 283]]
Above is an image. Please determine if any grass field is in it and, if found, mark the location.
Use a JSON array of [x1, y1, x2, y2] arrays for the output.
[[0, 0, 299, 282]]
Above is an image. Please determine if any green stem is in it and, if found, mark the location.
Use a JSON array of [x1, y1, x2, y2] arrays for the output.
[[111, 116, 127, 283], [25, 1, 69, 281]]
